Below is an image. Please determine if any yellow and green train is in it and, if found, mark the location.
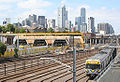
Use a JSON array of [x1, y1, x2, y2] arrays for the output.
[[0, 46, 69, 58]]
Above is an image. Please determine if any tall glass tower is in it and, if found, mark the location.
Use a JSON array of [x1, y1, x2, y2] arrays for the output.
[[80, 8, 86, 23], [58, 5, 68, 28]]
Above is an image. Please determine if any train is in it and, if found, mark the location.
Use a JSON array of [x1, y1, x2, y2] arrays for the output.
[[0, 37, 84, 58], [0, 35, 84, 58], [85, 47, 117, 76]]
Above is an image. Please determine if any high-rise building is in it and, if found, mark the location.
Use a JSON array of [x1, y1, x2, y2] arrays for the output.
[[26, 14, 37, 26], [58, 5, 68, 28], [68, 21, 72, 31], [48, 19, 56, 28], [45, 19, 48, 28], [38, 16, 45, 28], [77, 7, 87, 33], [88, 17, 95, 33], [25, 18, 31, 26], [3, 18, 11, 25], [80, 23, 87, 33], [80, 8, 86, 23], [97, 23, 114, 34], [75, 17, 82, 26], [29, 14, 37, 23]]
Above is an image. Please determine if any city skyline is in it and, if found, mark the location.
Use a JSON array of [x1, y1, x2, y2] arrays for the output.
[[0, 0, 119, 34]]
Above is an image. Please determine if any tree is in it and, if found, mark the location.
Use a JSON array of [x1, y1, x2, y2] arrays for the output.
[[47, 28, 54, 33], [0, 26, 3, 33], [7, 24, 15, 33], [75, 30, 80, 33], [2, 26, 8, 33], [63, 28, 69, 33], [19, 28, 26, 33], [0, 42, 7, 55], [15, 26, 19, 33]]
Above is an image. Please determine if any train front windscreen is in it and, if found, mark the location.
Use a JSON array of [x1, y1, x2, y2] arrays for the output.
[[86, 64, 100, 69]]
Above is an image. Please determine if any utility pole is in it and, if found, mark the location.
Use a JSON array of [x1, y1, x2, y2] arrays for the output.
[[73, 36, 76, 82]]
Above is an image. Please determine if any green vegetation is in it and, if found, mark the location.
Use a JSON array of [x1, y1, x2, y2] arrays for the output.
[[19, 28, 26, 33], [63, 28, 69, 33], [0, 42, 7, 55], [47, 28, 54, 33], [75, 30, 80, 33], [0, 24, 26, 33], [14, 48, 18, 58]]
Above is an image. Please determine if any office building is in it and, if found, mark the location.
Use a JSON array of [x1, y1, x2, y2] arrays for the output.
[[3, 18, 11, 25], [88, 17, 95, 33], [38, 16, 46, 28], [75, 17, 82, 26], [29, 14, 37, 23], [58, 5, 68, 28], [48, 19, 56, 28], [80, 23, 87, 33], [80, 8, 86, 23], [97, 23, 114, 34]]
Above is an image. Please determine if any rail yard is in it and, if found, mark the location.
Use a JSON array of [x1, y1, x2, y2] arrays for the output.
[[0, 48, 100, 82], [0, 33, 120, 82]]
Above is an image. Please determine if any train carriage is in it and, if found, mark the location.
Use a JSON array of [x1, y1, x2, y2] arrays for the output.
[[85, 48, 115, 76]]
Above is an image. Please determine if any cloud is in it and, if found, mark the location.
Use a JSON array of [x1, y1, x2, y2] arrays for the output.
[[68, 5, 90, 22], [61, 0, 66, 4], [67, 5, 120, 33], [18, 0, 52, 9], [17, 9, 47, 21], [0, 0, 19, 3], [87, 7, 120, 33], [0, 4, 12, 10]]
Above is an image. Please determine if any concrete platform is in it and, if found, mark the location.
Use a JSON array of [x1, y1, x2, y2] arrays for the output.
[[96, 53, 120, 82]]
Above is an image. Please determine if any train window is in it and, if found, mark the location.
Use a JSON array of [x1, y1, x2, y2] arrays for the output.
[[33, 39, 47, 46], [99, 51, 107, 54], [15, 39, 27, 46], [53, 39, 67, 47], [86, 64, 100, 69], [103, 63, 104, 69]]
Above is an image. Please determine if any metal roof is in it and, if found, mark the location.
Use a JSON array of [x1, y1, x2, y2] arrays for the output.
[[87, 53, 109, 62], [1, 33, 83, 36], [100, 48, 112, 54]]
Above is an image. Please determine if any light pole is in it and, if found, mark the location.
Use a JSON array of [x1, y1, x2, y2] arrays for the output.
[[73, 35, 76, 82]]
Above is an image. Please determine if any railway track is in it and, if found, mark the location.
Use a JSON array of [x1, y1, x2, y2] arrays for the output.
[[0, 49, 100, 82], [0, 58, 85, 82]]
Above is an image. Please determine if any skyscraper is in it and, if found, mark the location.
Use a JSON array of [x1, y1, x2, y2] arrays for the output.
[[38, 16, 45, 28], [75, 17, 82, 26], [58, 5, 68, 28], [80, 8, 86, 23], [77, 7, 87, 33], [29, 14, 37, 23], [88, 17, 95, 33]]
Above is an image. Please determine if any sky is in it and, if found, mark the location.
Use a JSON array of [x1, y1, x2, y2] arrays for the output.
[[0, 0, 120, 34]]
